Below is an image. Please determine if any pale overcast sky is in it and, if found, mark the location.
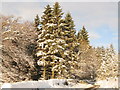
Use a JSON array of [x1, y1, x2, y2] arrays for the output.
[[1, 0, 119, 51]]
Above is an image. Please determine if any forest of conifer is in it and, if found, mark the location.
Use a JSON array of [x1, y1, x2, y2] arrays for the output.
[[0, 2, 119, 88]]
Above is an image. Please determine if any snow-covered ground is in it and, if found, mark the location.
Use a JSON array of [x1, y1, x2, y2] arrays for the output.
[[95, 78, 118, 88], [1, 78, 119, 89], [1, 79, 69, 88]]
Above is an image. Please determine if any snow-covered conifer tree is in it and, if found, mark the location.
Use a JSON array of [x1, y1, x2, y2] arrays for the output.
[[76, 27, 97, 80], [36, 5, 54, 79], [97, 44, 118, 80], [77, 26, 89, 51], [36, 2, 85, 80], [34, 14, 40, 31], [64, 12, 76, 49], [36, 3, 70, 79], [50, 2, 70, 79], [62, 12, 78, 78]]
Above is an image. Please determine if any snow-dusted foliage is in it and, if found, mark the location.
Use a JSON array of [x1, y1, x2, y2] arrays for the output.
[[1, 15, 38, 83], [34, 14, 41, 31], [1, 2, 118, 88], [36, 4, 68, 79], [97, 44, 118, 80], [34, 2, 118, 82], [1, 15, 21, 32], [35, 3, 78, 80]]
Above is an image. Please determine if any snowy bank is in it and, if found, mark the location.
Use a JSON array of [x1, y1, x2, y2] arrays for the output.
[[95, 78, 118, 88], [1, 78, 119, 89], [1, 79, 69, 88]]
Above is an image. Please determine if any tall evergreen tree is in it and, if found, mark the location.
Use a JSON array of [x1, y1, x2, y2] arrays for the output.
[[34, 14, 40, 31], [36, 4, 54, 80], [52, 2, 64, 38], [63, 12, 78, 78], [51, 2, 71, 78], [36, 3, 70, 79], [64, 12, 76, 47], [41, 5, 53, 26], [76, 26, 93, 80], [77, 26, 90, 51], [77, 26, 89, 43], [51, 3, 78, 78], [52, 2, 63, 25]]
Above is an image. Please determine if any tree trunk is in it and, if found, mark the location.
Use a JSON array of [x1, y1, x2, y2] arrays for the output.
[[52, 70, 54, 79], [43, 66, 46, 80]]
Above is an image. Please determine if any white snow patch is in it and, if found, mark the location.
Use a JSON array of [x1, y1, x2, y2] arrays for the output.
[[46, 39, 54, 43], [37, 25, 41, 29], [46, 23, 57, 27], [38, 42, 44, 48], [1, 78, 119, 89], [71, 83, 93, 88], [1, 79, 68, 88], [3, 37, 14, 40], [37, 60, 44, 66], [52, 43, 56, 45], [59, 23, 64, 26], [36, 51, 46, 56], [57, 45, 64, 50], [95, 78, 118, 88], [1, 83, 12, 88]]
